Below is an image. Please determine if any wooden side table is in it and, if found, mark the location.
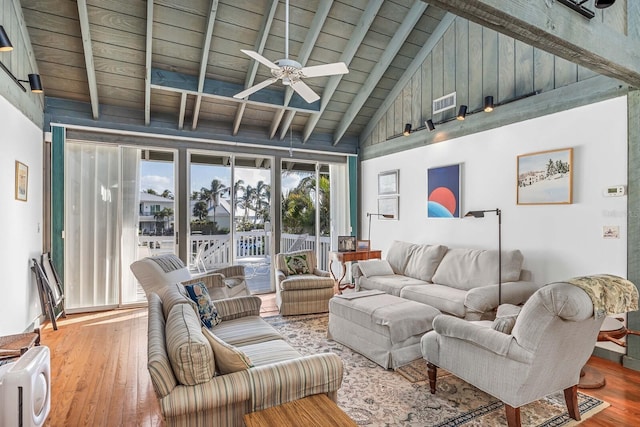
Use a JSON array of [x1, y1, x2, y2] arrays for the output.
[[243, 393, 356, 427], [0, 329, 40, 360], [329, 250, 381, 293]]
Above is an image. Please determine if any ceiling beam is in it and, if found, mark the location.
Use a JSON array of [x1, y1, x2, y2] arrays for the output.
[[359, 13, 456, 144], [301, 0, 385, 143], [333, 1, 427, 145], [273, 0, 334, 139], [192, 0, 220, 130], [422, 0, 640, 88], [178, 92, 187, 130], [150, 68, 321, 114], [144, 0, 154, 126], [233, 0, 279, 136], [76, 0, 99, 119]]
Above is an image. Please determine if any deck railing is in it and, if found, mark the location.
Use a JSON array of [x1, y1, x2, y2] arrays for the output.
[[138, 232, 332, 270]]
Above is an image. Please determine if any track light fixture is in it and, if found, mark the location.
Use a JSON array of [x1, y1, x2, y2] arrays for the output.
[[456, 105, 467, 120], [484, 96, 494, 112], [403, 123, 412, 136], [426, 119, 435, 132], [0, 26, 13, 52]]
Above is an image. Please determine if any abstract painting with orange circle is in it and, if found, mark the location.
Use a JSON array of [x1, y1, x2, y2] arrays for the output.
[[427, 164, 461, 218]]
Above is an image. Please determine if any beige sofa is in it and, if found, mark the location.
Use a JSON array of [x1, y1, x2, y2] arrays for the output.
[[147, 284, 343, 427], [353, 240, 540, 320]]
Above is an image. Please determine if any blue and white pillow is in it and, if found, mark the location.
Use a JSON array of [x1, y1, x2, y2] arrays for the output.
[[184, 282, 222, 328]]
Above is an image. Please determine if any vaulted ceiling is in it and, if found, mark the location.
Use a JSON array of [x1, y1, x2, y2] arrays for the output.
[[21, 0, 449, 150]]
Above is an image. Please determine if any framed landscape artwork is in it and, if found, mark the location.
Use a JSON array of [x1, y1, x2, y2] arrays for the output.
[[427, 163, 461, 218], [15, 161, 28, 202], [378, 170, 398, 195], [357, 240, 370, 251], [517, 148, 573, 205]]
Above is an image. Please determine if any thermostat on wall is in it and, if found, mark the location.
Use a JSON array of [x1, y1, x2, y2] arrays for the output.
[[604, 185, 626, 197]]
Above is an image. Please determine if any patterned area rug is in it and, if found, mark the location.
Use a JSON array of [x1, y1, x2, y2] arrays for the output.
[[264, 314, 609, 427]]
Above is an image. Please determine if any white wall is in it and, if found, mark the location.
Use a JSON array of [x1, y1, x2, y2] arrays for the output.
[[362, 96, 628, 285], [0, 95, 43, 335]]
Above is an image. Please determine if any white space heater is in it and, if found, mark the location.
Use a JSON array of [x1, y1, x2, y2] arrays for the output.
[[0, 346, 51, 427]]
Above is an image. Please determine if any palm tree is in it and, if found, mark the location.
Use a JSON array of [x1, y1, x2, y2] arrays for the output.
[[203, 179, 227, 226], [153, 207, 174, 235], [192, 201, 208, 221], [144, 188, 158, 195], [233, 179, 246, 217], [254, 180, 271, 224], [161, 189, 174, 200]]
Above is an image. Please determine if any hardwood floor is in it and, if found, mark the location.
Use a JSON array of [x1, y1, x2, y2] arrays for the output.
[[38, 295, 638, 426]]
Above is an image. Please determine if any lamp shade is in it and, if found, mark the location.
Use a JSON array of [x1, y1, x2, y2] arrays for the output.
[[456, 105, 467, 120], [0, 26, 13, 52], [28, 74, 43, 93]]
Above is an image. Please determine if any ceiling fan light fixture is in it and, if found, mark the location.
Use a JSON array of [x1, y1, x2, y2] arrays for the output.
[[595, 0, 615, 8]]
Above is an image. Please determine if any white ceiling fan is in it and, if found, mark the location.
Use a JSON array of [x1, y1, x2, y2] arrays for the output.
[[233, 0, 348, 103]]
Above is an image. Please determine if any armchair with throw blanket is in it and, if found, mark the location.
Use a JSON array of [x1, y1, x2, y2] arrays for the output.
[[274, 249, 335, 315], [421, 275, 638, 427]]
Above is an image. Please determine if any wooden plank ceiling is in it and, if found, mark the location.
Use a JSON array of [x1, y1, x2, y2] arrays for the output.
[[20, 0, 449, 147]]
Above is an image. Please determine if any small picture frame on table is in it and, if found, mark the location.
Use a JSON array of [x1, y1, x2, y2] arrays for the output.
[[356, 240, 370, 251], [338, 236, 356, 252]]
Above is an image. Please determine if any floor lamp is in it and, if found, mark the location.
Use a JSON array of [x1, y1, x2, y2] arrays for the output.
[[465, 209, 502, 304], [367, 212, 394, 245]]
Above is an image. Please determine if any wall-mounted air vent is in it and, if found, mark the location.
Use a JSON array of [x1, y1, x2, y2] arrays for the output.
[[432, 92, 456, 114]]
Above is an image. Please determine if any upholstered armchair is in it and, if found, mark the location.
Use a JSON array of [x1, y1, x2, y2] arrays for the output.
[[274, 249, 335, 315], [421, 281, 617, 427], [131, 254, 250, 300]]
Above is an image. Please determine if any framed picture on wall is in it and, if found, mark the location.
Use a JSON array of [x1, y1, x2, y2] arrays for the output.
[[15, 161, 28, 202], [517, 148, 573, 205], [377, 196, 399, 220], [378, 170, 399, 195], [427, 163, 461, 218]]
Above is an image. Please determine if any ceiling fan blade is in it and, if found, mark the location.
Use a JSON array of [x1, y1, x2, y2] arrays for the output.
[[290, 80, 320, 103], [300, 62, 349, 78], [233, 78, 278, 99], [240, 49, 280, 71]]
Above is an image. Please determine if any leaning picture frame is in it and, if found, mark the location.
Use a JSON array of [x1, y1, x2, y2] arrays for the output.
[[15, 161, 28, 202], [356, 240, 370, 251], [338, 236, 356, 252], [378, 170, 399, 195], [517, 148, 573, 205]]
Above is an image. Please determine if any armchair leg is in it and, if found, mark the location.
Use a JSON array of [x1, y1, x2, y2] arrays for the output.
[[504, 404, 521, 427], [564, 385, 581, 421], [426, 362, 437, 394]]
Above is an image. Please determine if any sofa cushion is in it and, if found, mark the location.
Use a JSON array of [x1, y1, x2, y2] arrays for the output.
[[184, 282, 222, 328], [404, 244, 448, 282], [157, 283, 199, 320], [211, 316, 283, 346], [400, 284, 468, 318], [165, 304, 215, 385], [358, 259, 394, 277], [359, 275, 428, 297], [284, 253, 311, 275], [431, 248, 524, 291], [201, 327, 253, 374], [238, 339, 302, 367], [279, 274, 334, 291], [385, 240, 417, 274]]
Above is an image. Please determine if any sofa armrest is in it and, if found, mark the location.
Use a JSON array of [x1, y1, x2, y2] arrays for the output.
[[212, 264, 245, 279], [248, 353, 344, 412], [432, 315, 514, 357], [465, 281, 541, 316], [214, 296, 262, 320], [313, 268, 331, 277], [158, 370, 252, 418], [275, 269, 286, 285]]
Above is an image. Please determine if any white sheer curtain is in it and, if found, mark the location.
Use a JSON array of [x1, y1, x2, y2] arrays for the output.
[[120, 147, 142, 304], [65, 142, 120, 310]]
